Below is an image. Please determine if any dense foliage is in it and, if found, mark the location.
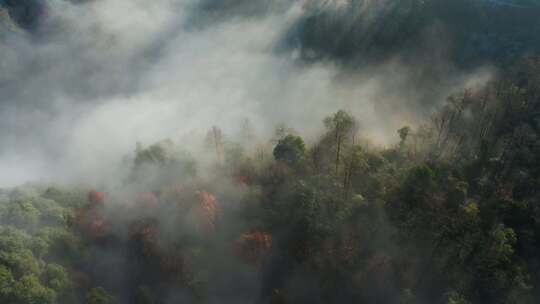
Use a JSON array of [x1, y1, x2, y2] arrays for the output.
[[291, 0, 540, 67], [1, 56, 540, 304]]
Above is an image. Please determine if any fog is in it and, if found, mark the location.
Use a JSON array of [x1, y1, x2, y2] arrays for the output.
[[0, 0, 492, 187]]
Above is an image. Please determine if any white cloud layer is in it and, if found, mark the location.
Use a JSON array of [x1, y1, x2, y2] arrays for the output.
[[0, 0, 492, 186]]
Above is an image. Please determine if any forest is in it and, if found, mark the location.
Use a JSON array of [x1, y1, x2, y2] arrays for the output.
[[2, 0, 540, 303], [1, 55, 540, 303]]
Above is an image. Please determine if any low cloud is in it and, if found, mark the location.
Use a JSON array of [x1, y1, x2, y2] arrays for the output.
[[0, 0, 492, 186]]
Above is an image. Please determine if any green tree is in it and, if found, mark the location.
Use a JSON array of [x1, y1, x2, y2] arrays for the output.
[[44, 264, 71, 295], [86, 287, 116, 304], [273, 135, 306, 168], [398, 126, 411, 148], [135, 286, 155, 304], [323, 110, 357, 175], [205, 126, 224, 166], [11, 275, 56, 304], [5, 200, 40, 231], [0, 265, 15, 302], [0, 227, 40, 277]]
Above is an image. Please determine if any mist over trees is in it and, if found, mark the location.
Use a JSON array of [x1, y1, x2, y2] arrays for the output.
[[2, 56, 540, 303], [2, 0, 540, 304]]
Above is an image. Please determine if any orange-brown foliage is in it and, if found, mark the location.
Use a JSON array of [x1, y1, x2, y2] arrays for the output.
[[232, 173, 250, 186], [88, 189, 105, 205], [234, 231, 272, 267], [136, 192, 158, 207], [70, 271, 91, 289], [76, 207, 109, 240], [159, 250, 192, 283], [128, 220, 160, 257], [497, 183, 514, 203], [366, 252, 393, 288], [128, 220, 192, 283], [195, 191, 218, 234], [342, 233, 359, 263]]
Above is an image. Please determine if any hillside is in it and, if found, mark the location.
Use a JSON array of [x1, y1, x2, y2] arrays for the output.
[[289, 0, 540, 67], [1, 1, 540, 304]]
